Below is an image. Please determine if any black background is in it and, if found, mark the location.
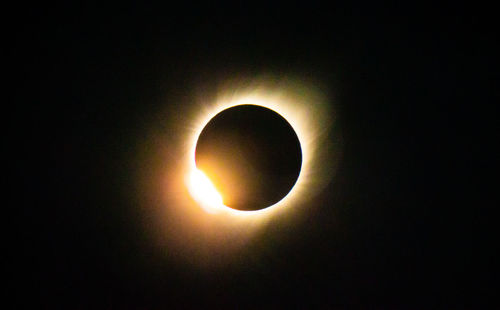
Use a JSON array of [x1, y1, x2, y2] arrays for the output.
[[9, 2, 497, 308]]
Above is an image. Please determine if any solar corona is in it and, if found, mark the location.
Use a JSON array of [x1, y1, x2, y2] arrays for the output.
[[184, 83, 336, 220]]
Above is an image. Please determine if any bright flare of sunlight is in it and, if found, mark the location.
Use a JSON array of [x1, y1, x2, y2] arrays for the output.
[[187, 169, 224, 214]]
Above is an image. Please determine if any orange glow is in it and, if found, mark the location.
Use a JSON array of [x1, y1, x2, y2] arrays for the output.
[[135, 77, 341, 267]]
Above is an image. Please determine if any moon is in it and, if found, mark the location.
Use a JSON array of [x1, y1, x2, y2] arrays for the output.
[[194, 105, 302, 211]]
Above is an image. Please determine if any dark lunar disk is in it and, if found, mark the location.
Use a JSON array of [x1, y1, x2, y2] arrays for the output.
[[195, 104, 302, 211]]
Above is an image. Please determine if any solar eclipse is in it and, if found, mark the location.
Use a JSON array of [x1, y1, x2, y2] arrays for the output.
[[183, 83, 339, 220], [137, 78, 340, 263]]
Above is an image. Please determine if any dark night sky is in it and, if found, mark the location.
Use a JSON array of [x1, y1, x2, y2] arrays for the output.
[[8, 2, 497, 309]]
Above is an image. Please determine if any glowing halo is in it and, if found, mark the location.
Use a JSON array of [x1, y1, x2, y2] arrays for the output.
[[135, 77, 340, 265], [185, 90, 330, 220]]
